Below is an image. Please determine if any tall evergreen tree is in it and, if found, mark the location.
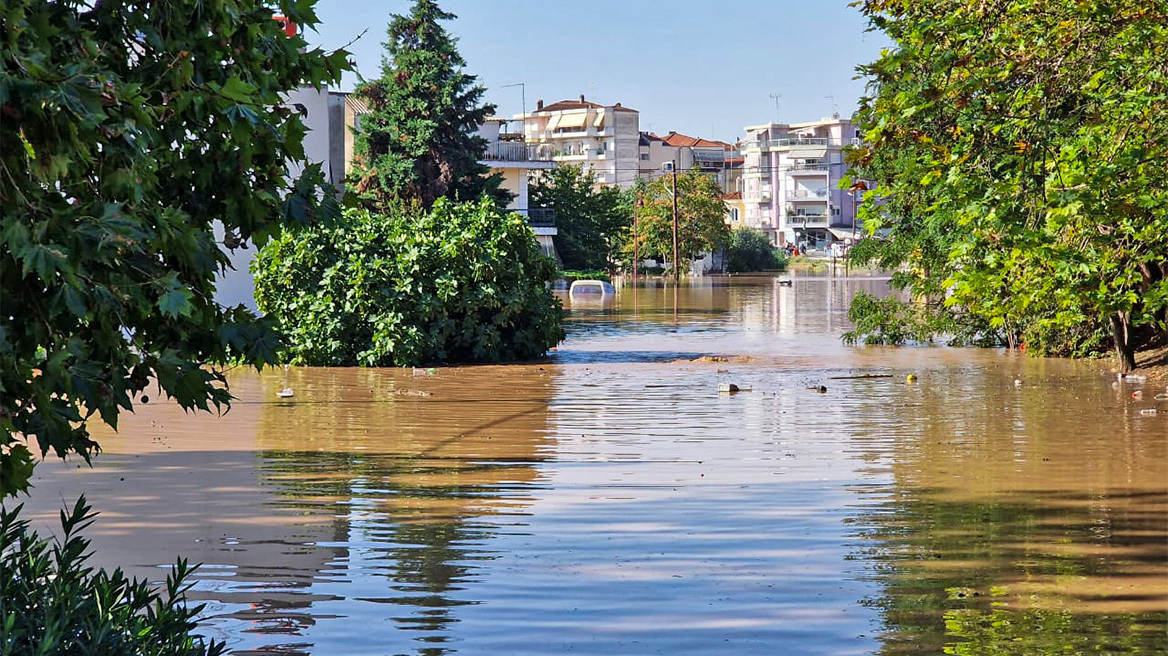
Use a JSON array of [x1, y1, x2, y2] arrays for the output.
[[349, 0, 505, 211]]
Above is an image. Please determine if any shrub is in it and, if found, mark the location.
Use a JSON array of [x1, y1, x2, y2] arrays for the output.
[[558, 270, 612, 283], [253, 198, 565, 366], [0, 498, 223, 656], [726, 227, 786, 273]]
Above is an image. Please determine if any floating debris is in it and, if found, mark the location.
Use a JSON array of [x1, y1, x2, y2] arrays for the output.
[[906, 374, 918, 383], [828, 374, 893, 380], [1139, 408, 1157, 416], [806, 385, 828, 394], [719, 383, 751, 394], [276, 388, 294, 398], [393, 388, 432, 397]]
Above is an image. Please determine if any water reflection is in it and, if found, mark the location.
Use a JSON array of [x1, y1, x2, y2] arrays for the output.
[[837, 361, 1168, 654], [17, 274, 1166, 655]]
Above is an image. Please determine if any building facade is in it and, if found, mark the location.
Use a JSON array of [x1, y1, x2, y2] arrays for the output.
[[476, 118, 558, 257], [638, 131, 738, 193], [739, 115, 862, 247], [519, 95, 640, 189]]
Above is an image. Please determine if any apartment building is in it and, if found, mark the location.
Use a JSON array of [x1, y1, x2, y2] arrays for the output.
[[476, 118, 558, 256], [638, 131, 738, 193], [739, 114, 862, 247], [519, 95, 640, 189]]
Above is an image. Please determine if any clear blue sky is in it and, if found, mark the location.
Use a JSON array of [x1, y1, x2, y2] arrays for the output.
[[308, 0, 890, 143]]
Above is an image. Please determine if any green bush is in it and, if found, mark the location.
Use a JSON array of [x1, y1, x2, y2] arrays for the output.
[[0, 498, 223, 656], [558, 270, 612, 283], [726, 227, 787, 273], [253, 198, 565, 366]]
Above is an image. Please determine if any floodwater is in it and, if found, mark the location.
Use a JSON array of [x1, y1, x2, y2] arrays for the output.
[[23, 274, 1168, 655]]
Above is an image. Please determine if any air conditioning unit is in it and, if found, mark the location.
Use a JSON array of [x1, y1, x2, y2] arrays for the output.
[[661, 161, 674, 172]]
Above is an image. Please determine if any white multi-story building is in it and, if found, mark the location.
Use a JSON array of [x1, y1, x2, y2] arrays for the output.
[[740, 114, 862, 248], [476, 118, 558, 257], [519, 95, 640, 188]]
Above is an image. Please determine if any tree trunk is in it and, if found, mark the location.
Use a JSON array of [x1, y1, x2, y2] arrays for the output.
[[1110, 313, 1136, 373]]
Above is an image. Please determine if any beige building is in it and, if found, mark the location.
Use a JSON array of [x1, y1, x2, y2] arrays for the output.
[[518, 95, 640, 189], [638, 131, 738, 193]]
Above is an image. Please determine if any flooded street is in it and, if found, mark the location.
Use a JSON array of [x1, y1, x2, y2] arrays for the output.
[[25, 274, 1168, 655]]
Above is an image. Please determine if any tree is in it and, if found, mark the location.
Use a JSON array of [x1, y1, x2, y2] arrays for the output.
[[726, 227, 786, 273], [252, 198, 564, 367], [529, 165, 629, 271], [628, 171, 730, 272], [348, 0, 505, 212], [0, 0, 350, 496], [848, 0, 1168, 371]]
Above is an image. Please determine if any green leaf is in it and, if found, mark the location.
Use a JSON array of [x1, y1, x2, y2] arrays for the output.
[[158, 286, 194, 318]]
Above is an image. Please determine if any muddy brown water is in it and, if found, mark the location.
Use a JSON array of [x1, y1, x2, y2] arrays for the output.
[[22, 274, 1168, 655]]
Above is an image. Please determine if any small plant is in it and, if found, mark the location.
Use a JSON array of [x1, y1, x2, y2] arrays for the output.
[[0, 497, 224, 656]]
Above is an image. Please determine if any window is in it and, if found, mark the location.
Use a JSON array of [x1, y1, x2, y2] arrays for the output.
[[640, 152, 650, 161]]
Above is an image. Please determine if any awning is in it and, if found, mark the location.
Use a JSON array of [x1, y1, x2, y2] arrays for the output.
[[828, 227, 859, 240], [544, 114, 560, 131], [556, 111, 588, 130], [593, 111, 605, 128]]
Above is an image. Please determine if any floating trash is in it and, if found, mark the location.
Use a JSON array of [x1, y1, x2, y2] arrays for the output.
[[719, 383, 751, 394], [276, 388, 294, 398], [1139, 409, 1157, 416]]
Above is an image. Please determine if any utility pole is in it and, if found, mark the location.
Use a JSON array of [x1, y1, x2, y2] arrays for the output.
[[671, 161, 680, 283], [633, 191, 642, 285]]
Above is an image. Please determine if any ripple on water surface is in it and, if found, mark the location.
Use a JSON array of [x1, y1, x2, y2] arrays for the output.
[[22, 275, 1167, 655]]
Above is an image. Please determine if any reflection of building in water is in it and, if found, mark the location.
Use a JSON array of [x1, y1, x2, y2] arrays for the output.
[[838, 362, 1168, 655], [24, 365, 558, 655], [251, 365, 557, 651]]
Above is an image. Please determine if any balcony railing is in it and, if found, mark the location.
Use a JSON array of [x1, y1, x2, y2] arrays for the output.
[[788, 163, 830, 172], [787, 189, 829, 199], [524, 208, 556, 227], [787, 213, 830, 228], [769, 137, 831, 148], [482, 141, 554, 162]]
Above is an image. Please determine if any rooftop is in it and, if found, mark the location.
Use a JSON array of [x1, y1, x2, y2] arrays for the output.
[[534, 95, 638, 114]]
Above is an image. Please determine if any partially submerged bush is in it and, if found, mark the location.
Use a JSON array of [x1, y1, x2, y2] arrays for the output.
[[0, 498, 223, 656], [253, 198, 565, 366], [726, 227, 787, 273]]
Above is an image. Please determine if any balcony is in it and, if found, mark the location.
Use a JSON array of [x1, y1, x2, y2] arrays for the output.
[[786, 213, 830, 228], [524, 208, 556, 227], [768, 137, 832, 149], [788, 163, 830, 174], [787, 189, 828, 199], [482, 141, 554, 162]]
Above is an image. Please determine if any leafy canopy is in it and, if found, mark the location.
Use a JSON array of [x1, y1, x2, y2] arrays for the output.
[[252, 199, 565, 367], [529, 164, 630, 271], [348, 0, 505, 211], [848, 0, 1168, 370], [627, 171, 730, 269], [0, 0, 349, 497]]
